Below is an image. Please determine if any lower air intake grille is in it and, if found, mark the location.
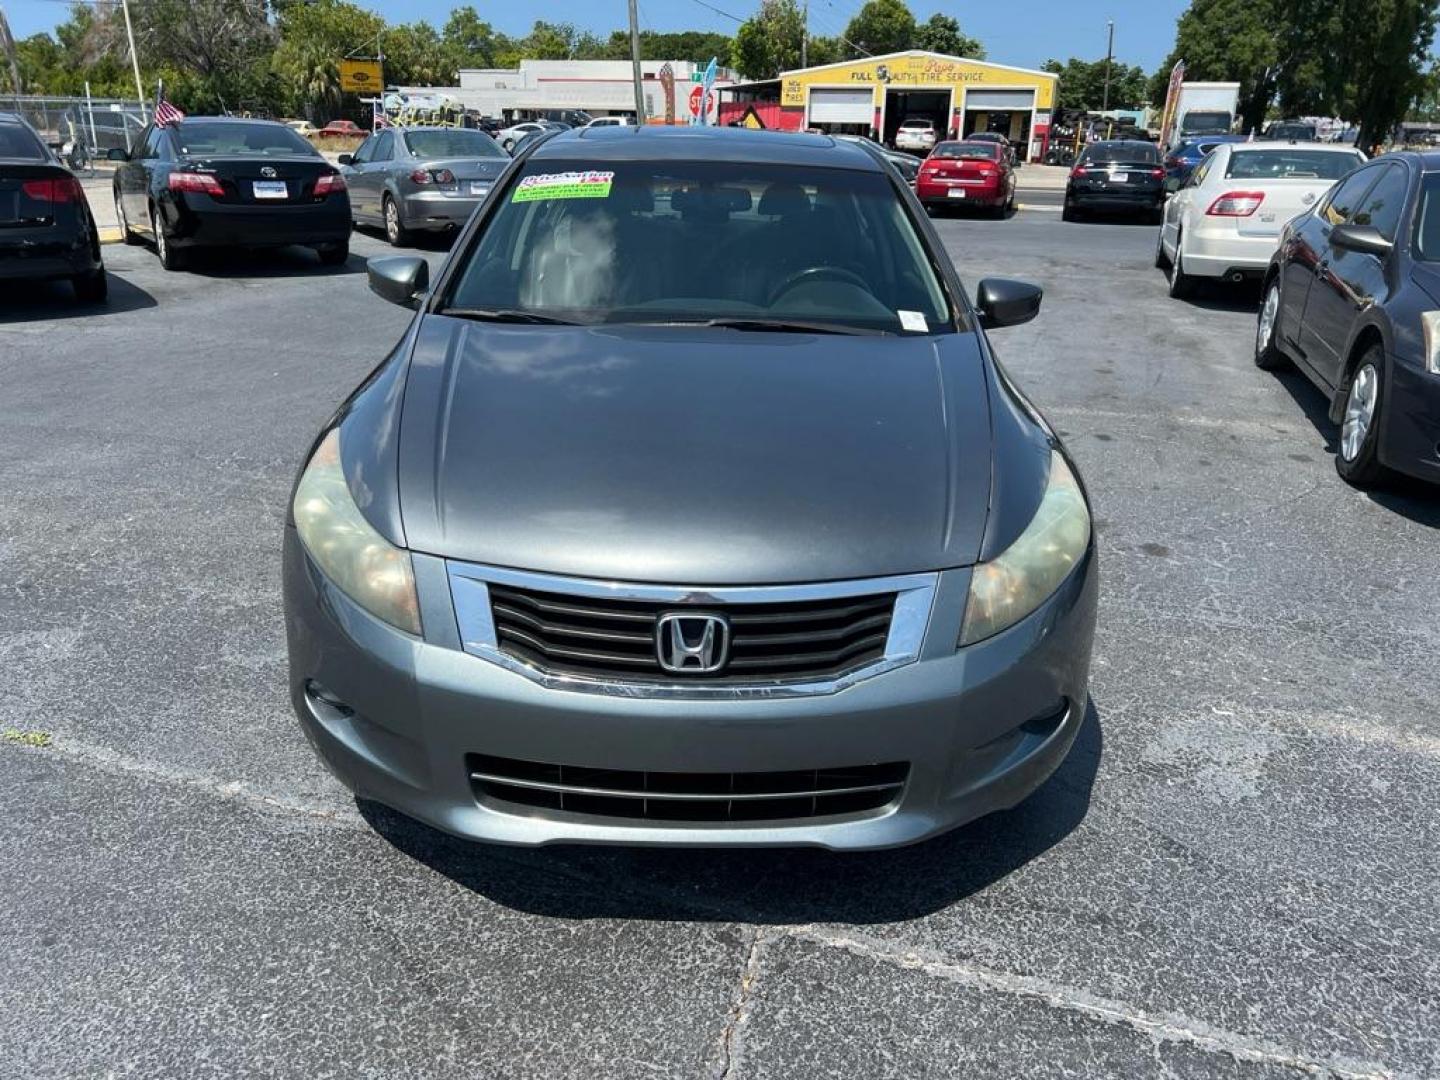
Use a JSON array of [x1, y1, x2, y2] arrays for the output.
[[487, 584, 896, 684], [468, 754, 909, 822]]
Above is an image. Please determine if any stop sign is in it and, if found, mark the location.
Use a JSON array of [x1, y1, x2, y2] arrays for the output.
[[688, 86, 713, 118]]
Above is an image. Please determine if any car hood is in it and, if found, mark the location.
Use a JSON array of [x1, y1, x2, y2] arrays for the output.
[[392, 317, 996, 585]]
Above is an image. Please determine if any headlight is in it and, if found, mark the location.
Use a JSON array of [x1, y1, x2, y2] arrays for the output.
[[959, 450, 1091, 646], [1421, 311, 1440, 374], [293, 429, 421, 635]]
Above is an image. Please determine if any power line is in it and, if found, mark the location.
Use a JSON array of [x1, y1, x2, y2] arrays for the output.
[[688, 0, 746, 24]]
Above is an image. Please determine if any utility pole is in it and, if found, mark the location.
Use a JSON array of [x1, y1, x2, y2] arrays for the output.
[[1101, 19, 1114, 113], [627, 0, 645, 122], [0, 7, 23, 99], [121, 0, 147, 120], [801, 0, 808, 69]]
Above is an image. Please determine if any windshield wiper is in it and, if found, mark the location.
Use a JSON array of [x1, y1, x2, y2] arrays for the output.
[[441, 308, 581, 325], [689, 317, 886, 336]]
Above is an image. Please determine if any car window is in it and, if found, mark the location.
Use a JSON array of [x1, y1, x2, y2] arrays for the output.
[[1412, 173, 1440, 260], [933, 142, 997, 160], [173, 121, 318, 157], [404, 129, 505, 159], [1350, 164, 1408, 242], [1080, 142, 1159, 164], [0, 123, 46, 159], [444, 159, 956, 335], [1320, 166, 1381, 226], [350, 135, 377, 164], [1226, 149, 1364, 180], [1188, 152, 1215, 187], [373, 131, 394, 160]]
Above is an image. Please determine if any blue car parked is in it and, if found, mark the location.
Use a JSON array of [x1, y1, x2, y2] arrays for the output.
[[1162, 134, 1247, 190]]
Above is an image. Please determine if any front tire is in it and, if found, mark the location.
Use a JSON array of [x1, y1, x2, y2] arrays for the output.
[[1254, 278, 1289, 371], [383, 196, 409, 247], [152, 206, 185, 271], [1335, 348, 1392, 487]]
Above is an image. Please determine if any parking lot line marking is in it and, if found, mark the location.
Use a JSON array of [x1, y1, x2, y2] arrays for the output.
[[97, 227, 123, 244], [1015, 204, 1062, 213]]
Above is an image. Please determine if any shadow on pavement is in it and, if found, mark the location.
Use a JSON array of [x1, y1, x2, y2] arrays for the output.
[[176, 244, 363, 279], [0, 272, 157, 323], [352, 226, 456, 253], [360, 698, 1104, 925], [1272, 366, 1340, 454]]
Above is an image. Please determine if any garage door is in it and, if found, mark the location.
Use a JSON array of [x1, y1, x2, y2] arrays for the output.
[[808, 88, 874, 125], [964, 89, 1036, 111]]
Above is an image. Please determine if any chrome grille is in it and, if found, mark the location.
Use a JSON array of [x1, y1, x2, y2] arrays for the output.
[[469, 754, 909, 822], [487, 583, 895, 683]]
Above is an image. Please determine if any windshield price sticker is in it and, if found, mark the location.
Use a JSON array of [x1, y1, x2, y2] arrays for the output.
[[512, 171, 615, 203]]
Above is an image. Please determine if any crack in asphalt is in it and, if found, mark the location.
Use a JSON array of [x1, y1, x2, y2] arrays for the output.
[[782, 928, 1401, 1080], [0, 736, 1411, 1080]]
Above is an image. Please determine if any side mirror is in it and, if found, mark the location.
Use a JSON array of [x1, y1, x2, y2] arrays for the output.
[[368, 256, 429, 308], [337, 154, 353, 165], [976, 278, 1043, 329], [107, 148, 129, 162], [1330, 223, 1393, 258]]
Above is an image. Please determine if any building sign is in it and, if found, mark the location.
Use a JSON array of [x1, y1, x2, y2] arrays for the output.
[[779, 53, 1055, 110], [339, 59, 383, 93], [738, 105, 766, 129]]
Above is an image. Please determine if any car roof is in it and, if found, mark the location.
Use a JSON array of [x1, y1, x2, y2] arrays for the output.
[[174, 116, 286, 126], [528, 125, 885, 171], [1087, 139, 1155, 149], [1228, 141, 1360, 153]]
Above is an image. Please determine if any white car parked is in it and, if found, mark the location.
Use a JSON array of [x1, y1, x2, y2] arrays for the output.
[[894, 119, 938, 155], [1157, 141, 1367, 298], [495, 122, 547, 153], [584, 116, 634, 128]]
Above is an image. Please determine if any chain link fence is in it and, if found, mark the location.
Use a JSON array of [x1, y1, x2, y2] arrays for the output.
[[2, 93, 148, 175]]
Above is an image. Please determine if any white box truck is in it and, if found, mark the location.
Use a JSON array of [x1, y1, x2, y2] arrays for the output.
[[1170, 82, 1240, 145]]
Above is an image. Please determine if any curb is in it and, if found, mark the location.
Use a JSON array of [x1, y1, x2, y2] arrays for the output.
[[98, 227, 124, 245]]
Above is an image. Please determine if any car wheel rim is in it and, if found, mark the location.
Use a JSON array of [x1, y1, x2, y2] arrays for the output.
[[1257, 284, 1279, 353], [1341, 362, 1378, 461], [153, 213, 165, 260], [115, 194, 126, 232], [386, 202, 398, 241]]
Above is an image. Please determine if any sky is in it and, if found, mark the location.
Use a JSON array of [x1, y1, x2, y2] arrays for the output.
[[6, 0, 1192, 74]]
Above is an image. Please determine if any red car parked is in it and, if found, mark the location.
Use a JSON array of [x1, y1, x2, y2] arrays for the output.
[[317, 120, 366, 139], [916, 141, 1016, 218]]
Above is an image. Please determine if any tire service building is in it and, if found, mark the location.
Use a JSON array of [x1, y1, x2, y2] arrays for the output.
[[718, 51, 1058, 161]]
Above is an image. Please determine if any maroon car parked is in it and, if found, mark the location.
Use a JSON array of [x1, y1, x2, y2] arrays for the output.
[[916, 140, 1016, 218], [317, 120, 366, 139]]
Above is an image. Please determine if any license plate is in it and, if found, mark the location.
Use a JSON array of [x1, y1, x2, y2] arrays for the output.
[[470, 181, 490, 196], [252, 180, 287, 199], [946, 188, 966, 198], [1109, 172, 1129, 183]]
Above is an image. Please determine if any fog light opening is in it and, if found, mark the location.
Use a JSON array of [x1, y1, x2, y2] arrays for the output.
[[305, 680, 354, 718]]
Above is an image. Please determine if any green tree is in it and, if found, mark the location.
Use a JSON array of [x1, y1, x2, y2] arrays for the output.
[[271, 0, 384, 117], [805, 36, 845, 66], [843, 0, 916, 58], [385, 21, 456, 87], [1043, 56, 1149, 111], [914, 12, 983, 58], [1319, 0, 1438, 147], [733, 0, 805, 79], [442, 6, 505, 69]]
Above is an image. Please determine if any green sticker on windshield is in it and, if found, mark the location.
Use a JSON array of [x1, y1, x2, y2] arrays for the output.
[[512, 170, 615, 203]]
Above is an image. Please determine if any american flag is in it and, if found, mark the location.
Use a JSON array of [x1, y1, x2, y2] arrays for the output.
[[372, 102, 392, 129], [154, 84, 184, 127]]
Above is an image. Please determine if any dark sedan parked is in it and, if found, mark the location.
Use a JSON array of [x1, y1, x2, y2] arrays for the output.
[[1063, 140, 1165, 222], [283, 127, 1097, 851], [341, 126, 509, 246], [1257, 151, 1440, 486], [0, 112, 106, 303], [111, 117, 350, 271]]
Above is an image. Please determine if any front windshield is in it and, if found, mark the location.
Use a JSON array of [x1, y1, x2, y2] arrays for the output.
[[405, 129, 505, 159], [443, 159, 954, 334], [1415, 174, 1440, 261], [1182, 112, 1231, 132], [174, 122, 317, 157], [1226, 149, 1363, 180]]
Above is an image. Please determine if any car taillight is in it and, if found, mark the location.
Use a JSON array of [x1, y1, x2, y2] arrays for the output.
[[21, 177, 83, 203], [313, 173, 346, 195], [410, 168, 456, 185], [1164, 156, 1181, 169], [1207, 191, 1265, 217], [1070, 165, 1088, 178], [168, 171, 225, 196], [1149, 167, 1165, 179]]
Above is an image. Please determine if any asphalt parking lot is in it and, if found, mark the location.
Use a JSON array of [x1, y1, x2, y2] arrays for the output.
[[2, 204, 1437, 1078]]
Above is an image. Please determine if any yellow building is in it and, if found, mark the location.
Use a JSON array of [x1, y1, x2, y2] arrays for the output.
[[719, 50, 1060, 160]]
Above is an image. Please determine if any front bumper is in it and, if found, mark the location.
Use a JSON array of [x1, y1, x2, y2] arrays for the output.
[[1380, 353, 1440, 482], [400, 189, 488, 232], [284, 534, 1099, 850]]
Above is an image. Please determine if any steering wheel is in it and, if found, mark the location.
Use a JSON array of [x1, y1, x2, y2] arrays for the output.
[[768, 265, 870, 306]]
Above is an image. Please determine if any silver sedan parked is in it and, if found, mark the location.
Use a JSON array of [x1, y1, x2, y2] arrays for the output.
[[339, 126, 509, 246]]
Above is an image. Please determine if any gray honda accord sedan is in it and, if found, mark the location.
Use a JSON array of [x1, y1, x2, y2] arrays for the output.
[[284, 126, 1097, 850]]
